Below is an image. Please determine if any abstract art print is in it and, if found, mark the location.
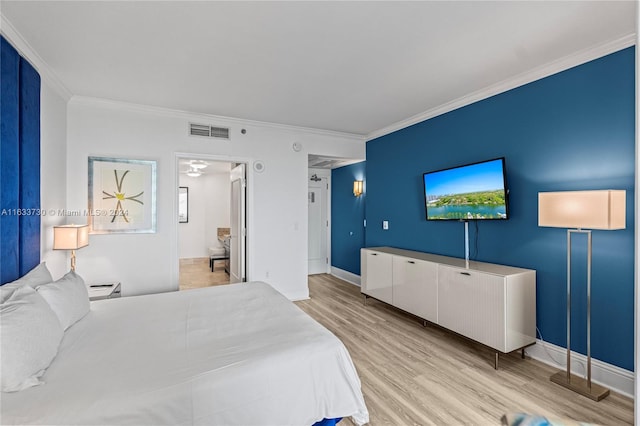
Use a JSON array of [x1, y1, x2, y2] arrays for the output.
[[88, 157, 157, 234]]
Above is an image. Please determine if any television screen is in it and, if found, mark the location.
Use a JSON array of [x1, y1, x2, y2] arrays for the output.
[[423, 157, 508, 221]]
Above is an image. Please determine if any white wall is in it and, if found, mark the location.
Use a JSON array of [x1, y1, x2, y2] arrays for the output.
[[179, 169, 231, 259], [204, 169, 231, 252], [66, 98, 365, 299], [39, 80, 69, 280]]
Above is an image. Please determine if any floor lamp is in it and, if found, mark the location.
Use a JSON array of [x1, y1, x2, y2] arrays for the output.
[[538, 190, 625, 401], [53, 224, 89, 271]]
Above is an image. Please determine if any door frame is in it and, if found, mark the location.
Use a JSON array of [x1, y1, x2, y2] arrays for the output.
[[308, 168, 331, 274], [229, 163, 246, 283], [172, 152, 252, 289]]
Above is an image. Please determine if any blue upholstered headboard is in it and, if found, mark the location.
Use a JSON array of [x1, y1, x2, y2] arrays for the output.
[[0, 36, 41, 285]]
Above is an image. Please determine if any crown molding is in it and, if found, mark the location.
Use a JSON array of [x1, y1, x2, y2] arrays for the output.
[[70, 96, 366, 142], [1, 14, 72, 101], [366, 33, 636, 142]]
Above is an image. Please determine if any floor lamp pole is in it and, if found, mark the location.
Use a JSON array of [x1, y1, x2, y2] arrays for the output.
[[464, 220, 469, 269], [550, 228, 609, 401]]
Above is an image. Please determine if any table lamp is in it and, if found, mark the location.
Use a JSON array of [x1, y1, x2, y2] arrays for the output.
[[53, 224, 89, 271]]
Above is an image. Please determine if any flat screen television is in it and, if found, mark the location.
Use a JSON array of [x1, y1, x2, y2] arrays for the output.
[[423, 157, 509, 221]]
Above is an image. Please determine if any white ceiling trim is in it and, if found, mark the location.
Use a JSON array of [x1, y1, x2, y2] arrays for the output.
[[366, 33, 636, 142], [1, 14, 71, 101], [70, 96, 366, 142]]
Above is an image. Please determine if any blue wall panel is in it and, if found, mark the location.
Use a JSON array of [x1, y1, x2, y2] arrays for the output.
[[0, 37, 21, 284], [0, 36, 41, 284], [18, 59, 41, 276], [331, 162, 366, 275], [365, 47, 635, 370]]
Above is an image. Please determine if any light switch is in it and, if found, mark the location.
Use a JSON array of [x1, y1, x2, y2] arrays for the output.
[[382, 220, 389, 230]]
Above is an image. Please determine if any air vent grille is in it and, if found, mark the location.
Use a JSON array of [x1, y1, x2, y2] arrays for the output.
[[189, 123, 230, 139], [210, 126, 230, 139]]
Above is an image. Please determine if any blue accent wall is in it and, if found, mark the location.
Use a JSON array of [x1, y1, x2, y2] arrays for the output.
[[365, 47, 635, 370], [331, 161, 366, 275]]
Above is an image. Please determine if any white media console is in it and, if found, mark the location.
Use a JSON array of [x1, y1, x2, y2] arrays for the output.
[[361, 246, 536, 368]]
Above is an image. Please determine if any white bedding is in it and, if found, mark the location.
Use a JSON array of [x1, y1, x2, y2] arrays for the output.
[[1, 282, 369, 425]]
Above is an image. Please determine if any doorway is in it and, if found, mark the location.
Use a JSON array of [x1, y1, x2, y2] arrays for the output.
[[308, 169, 330, 275], [307, 156, 363, 278], [177, 157, 246, 290]]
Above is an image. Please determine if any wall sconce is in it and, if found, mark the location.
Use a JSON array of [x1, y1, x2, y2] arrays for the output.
[[53, 224, 89, 271], [353, 180, 363, 197]]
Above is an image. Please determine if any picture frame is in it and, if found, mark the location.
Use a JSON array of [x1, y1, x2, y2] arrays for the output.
[[88, 157, 157, 234], [178, 187, 189, 223]]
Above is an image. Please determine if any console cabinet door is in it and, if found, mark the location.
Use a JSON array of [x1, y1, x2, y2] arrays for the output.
[[392, 257, 438, 323], [438, 265, 506, 351], [361, 250, 393, 304]]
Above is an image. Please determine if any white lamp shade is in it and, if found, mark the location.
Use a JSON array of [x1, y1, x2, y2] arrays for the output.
[[53, 225, 90, 250], [538, 190, 626, 230]]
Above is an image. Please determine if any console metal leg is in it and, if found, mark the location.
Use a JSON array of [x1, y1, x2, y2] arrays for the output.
[[521, 348, 525, 359], [495, 352, 499, 370], [422, 320, 427, 327]]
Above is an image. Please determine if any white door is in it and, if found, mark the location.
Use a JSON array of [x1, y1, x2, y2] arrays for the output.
[[308, 177, 328, 274], [230, 164, 246, 283]]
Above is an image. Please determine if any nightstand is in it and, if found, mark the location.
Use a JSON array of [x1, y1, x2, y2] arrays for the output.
[[88, 282, 121, 301]]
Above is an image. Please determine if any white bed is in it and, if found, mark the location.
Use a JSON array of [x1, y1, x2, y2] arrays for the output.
[[1, 281, 369, 425]]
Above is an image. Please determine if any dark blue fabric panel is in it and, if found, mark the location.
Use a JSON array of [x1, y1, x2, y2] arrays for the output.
[[18, 59, 41, 276], [312, 418, 341, 426], [0, 37, 21, 284]]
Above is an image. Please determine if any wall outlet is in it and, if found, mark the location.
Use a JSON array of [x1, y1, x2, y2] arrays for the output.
[[383, 220, 389, 230]]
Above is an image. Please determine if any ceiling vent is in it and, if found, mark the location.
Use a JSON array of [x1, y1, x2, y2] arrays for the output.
[[189, 123, 230, 140]]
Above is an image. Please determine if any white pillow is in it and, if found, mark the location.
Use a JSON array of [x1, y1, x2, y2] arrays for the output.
[[37, 271, 90, 331], [1, 286, 64, 392], [0, 262, 53, 304]]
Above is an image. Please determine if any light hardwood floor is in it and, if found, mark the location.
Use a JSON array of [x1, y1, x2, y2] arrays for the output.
[[179, 257, 230, 290], [297, 274, 633, 425]]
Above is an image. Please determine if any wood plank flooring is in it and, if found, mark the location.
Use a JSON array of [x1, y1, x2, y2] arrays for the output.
[[179, 257, 230, 290], [296, 274, 633, 425]]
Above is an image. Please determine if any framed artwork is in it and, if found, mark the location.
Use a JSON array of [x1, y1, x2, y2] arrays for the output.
[[88, 157, 157, 234], [178, 187, 189, 223]]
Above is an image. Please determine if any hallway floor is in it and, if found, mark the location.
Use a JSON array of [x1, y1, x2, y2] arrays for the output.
[[179, 257, 230, 290]]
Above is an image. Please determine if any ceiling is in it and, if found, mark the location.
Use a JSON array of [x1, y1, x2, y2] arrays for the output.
[[1, 1, 636, 136], [179, 159, 231, 176], [308, 154, 362, 170]]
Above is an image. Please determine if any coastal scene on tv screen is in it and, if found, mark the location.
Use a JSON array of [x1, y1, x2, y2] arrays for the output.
[[424, 159, 507, 220]]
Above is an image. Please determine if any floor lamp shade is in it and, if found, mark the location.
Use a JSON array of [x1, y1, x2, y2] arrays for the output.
[[538, 190, 625, 230], [537, 189, 625, 401]]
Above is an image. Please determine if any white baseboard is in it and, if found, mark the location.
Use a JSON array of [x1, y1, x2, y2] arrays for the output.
[[330, 267, 361, 287], [525, 339, 634, 398], [287, 291, 310, 302]]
